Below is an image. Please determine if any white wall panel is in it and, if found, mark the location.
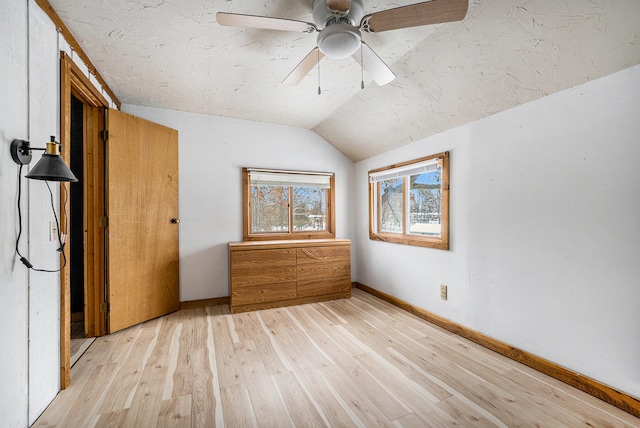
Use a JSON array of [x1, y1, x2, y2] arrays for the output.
[[27, 3, 62, 424], [0, 0, 30, 425]]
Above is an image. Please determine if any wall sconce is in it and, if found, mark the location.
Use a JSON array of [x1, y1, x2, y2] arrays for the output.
[[11, 135, 75, 272], [10, 136, 78, 182]]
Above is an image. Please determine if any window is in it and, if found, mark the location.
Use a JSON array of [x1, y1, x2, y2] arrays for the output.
[[369, 152, 449, 249], [243, 168, 335, 240]]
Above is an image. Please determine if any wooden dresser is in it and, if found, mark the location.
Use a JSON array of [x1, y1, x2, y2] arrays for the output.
[[228, 239, 351, 313]]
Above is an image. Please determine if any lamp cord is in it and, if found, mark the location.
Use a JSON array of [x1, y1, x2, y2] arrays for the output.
[[15, 165, 68, 273], [15, 165, 24, 257]]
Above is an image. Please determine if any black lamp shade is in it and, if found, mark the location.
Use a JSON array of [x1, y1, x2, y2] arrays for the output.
[[26, 154, 78, 182]]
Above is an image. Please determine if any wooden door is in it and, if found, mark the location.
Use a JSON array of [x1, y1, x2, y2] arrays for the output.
[[105, 109, 180, 333]]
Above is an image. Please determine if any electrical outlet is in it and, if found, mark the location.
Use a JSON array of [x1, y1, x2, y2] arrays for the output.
[[50, 221, 58, 242], [440, 284, 448, 301]]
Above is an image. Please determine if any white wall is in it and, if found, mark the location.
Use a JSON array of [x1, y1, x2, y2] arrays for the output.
[[1, 1, 60, 424], [0, 1, 117, 425], [0, 1, 30, 425], [122, 105, 357, 302], [355, 64, 640, 398], [25, 4, 63, 423]]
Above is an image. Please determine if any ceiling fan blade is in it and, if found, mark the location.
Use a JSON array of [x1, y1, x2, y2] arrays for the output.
[[360, 0, 468, 33], [326, 0, 351, 13], [217, 12, 317, 33], [351, 42, 396, 86], [283, 47, 325, 85]]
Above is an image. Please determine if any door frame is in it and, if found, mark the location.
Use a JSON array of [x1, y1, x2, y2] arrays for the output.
[[59, 52, 109, 388]]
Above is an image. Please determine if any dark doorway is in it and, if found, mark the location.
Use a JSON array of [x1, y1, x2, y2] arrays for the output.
[[69, 94, 84, 339]]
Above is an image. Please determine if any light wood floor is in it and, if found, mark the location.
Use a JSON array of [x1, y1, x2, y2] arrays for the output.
[[70, 320, 96, 368], [70, 336, 95, 368], [34, 289, 639, 427]]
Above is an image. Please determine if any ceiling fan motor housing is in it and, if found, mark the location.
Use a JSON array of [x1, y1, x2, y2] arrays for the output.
[[313, 0, 365, 59], [312, 0, 365, 29]]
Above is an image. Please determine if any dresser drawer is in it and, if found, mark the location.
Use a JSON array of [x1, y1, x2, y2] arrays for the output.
[[297, 246, 350, 281], [297, 277, 351, 298], [231, 282, 297, 306], [230, 248, 296, 287]]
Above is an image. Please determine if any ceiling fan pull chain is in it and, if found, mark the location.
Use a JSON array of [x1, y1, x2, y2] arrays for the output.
[[318, 47, 322, 95], [360, 44, 365, 89]]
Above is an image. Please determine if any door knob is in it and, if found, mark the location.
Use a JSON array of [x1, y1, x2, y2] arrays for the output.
[[171, 218, 180, 224]]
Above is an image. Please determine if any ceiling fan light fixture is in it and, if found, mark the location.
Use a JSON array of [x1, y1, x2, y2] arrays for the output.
[[317, 23, 361, 59]]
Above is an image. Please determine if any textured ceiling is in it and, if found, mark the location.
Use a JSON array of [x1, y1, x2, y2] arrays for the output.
[[48, 0, 640, 161]]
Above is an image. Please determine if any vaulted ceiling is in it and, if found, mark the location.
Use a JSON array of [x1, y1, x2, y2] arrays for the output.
[[48, 0, 640, 161]]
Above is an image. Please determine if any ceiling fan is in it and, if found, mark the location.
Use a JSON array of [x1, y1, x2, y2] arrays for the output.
[[217, 0, 468, 87]]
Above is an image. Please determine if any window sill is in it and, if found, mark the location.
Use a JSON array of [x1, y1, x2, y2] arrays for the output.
[[369, 232, 449, 250], [244, 231, 335, 241]]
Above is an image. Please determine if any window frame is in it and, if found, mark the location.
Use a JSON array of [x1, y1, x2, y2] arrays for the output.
[[368, 151, 449, 250], [242, 167, 336, 241]]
